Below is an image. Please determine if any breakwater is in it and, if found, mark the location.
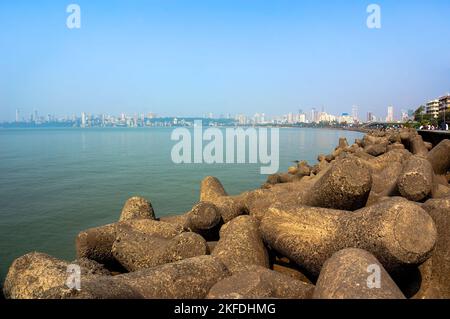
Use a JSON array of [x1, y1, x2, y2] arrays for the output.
[[2, 128, 450, 299]]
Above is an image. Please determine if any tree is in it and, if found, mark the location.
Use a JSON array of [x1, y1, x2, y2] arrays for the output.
[[414, 105, 425, 122]]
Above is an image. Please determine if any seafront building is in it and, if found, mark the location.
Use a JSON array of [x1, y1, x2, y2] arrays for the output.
[[439, 95, 450, 114], [426, 99, 440, 118]]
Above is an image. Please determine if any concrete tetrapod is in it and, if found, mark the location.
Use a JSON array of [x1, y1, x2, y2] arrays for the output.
[[76, 223, 117, 267], [260, 198, 437, 276], [397, 155, 434, 202], [42, 256, 230, 299], [212, 215, 269, 273], [427, 139, 450, 175], [76, 196, 157, 267], [414, 198, 450, 299], [301, 156, 372, 210], [119, 196, 155, 221], [160, 201, 223, 241], [200, 176, 246, 222], [207, 266, 314, 299], [3, 252, 111, 299], [111, 219, 206, 271], [313, 248, 405, 299]]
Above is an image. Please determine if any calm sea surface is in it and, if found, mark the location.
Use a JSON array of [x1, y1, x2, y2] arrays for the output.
[[0, 127, 363, 282]]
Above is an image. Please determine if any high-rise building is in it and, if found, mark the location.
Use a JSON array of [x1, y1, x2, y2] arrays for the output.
[[81, 112, 86, 127], [352, 105, 359, 122], [15, 109, 20, 122], [33, 109, 38, 123], [367, 112, 375, 122], [298, 113, 306, 123], [310, 108, 317, 123], [386, 106, 394, 122], [287, 113, 294, 124]]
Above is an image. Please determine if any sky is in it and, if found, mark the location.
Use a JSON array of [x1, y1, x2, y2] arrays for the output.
[[0, 0, 449, 121]]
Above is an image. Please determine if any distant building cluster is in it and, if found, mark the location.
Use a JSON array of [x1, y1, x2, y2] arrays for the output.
[[237, 107, 362, 126], [5, 102, 431, 128]]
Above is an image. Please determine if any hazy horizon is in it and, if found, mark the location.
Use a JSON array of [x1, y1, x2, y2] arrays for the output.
[[1, 0, 449, 122]]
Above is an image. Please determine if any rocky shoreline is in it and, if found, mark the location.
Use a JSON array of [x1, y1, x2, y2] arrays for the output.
[[2, 128, 450, 299]]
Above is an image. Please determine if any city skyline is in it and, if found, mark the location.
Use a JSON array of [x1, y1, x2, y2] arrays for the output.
[[1, 1, 450, 122], [5, 103, 417, 127]]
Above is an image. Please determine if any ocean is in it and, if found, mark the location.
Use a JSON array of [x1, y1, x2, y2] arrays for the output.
[[0, 127, 363, 282]]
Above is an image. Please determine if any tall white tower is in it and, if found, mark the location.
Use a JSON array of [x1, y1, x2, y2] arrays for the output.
[[386, 106, 394, 122], [81, 112, 86, 127]]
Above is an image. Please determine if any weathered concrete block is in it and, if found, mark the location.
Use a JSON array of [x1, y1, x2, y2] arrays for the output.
[[206, 241, 218, 254], [116, 218, 183, 238], [414, 198, 450, 299], [43, 256, 230, 299], [72, 258, 111, 276], [387, 143, 405, 152], [296, 160, 312, 176], [410, 135, 429, 157], [338, 137, 349, 149], [260, 198, 436, 276], [364, 142, 388, 156], [3, 252, 111, 299], [76, 223, 117, 266], [187, 201, 222, 232], [200, 176, 245, 222], [112, 219, 206, 271], [366, 161, 402, 206], [270, 254, 313, 284], [400, 130, 428, 157], [397, 155, 433, 202], [119, 196, 155, 222], [160, 202, 222, 241], [287, 166, 299, 175], [207, 266, 314, 299], [427, 139, 450, 175], [302, 157, 372, 210], [313, 248, 405, 299], [362, 135, 388, 147], [212, 215, 269, 273]]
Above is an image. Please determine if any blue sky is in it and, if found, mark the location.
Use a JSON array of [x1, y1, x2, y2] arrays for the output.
[[1, 0, 449, 121]]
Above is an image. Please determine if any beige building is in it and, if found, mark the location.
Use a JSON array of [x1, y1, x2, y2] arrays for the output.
[[439, 95, 450, 113], [426, 99, 440, 118]]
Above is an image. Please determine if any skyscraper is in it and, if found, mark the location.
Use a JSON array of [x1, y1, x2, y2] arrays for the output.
[[15, 109, 20, 122], [386, 106, 394, 122], [352, 105, 359, 122], [81, 112, 86, 127], [311, 108, 317, 123]]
